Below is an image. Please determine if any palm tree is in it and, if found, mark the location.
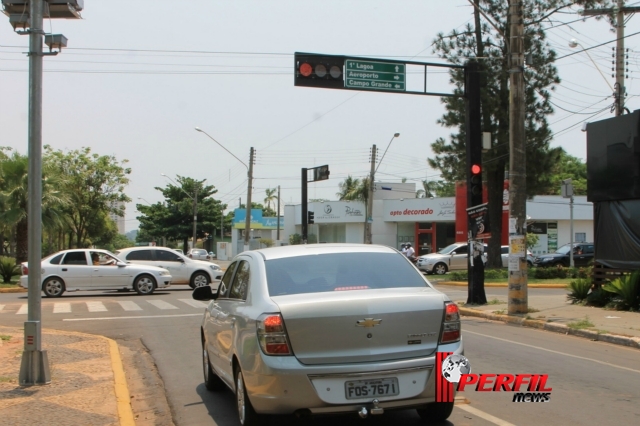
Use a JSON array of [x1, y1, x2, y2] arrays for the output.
[[336, 176, 361, 201], [0, 152, 68, 263], [416, 179, 435, 198], [264, 188, 277, 213]]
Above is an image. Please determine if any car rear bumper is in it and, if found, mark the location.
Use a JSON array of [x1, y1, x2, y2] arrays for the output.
[[241, 341, 463, 415]]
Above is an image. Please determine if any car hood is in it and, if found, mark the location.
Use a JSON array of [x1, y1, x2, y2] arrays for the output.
[[418, 253, 451, 261], [272, 288, 447, 365], [188, 259, 220, 268], [537, 253, 565, 260]]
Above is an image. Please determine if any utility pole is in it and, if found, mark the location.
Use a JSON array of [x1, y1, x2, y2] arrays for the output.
[[301, 168, 308, 243], [562, 179, 575, 267], [191, 186, 198, 249], [277, 185, 281, 241], [244, 147, 254, 252], [366, 144, 377, 244], [507, 0, 528, 315], [20, 0, 49, 386], [582, 0, 640, 116]]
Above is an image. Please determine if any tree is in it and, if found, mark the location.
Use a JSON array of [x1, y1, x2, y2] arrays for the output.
[[428, 0, 606, 268], [264, 188, 277, 213], [46, 146, 131, 249], [337, 176, 370, 242], [546, 150, 587, 195]]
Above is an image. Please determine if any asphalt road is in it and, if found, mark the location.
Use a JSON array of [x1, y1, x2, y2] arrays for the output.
[[1, 287, 638, 425]]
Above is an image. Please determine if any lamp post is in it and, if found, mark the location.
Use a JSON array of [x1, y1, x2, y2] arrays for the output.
[[161, 174, 202, 250], [366, 133, 400, 244], [195, 127, 253, 252], [568, 39, 614, 93], [137, 197, 152, 205], [562, 179, 575, 267]]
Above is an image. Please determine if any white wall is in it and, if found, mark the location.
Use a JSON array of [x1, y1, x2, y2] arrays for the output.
[[346, 223, 365, 243], [372, 199, 397, 248], [557, 220, 593, 246]]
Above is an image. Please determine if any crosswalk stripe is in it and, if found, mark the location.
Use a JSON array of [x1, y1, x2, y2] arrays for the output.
[[53, 303, 71, 313], [0, 304, 4, 312], [118, 301, 142, 311], [147, 300, 178, 310], [16, 304, 28, 315], [178, 299, 208, 308], [86, 301, 108, 312]]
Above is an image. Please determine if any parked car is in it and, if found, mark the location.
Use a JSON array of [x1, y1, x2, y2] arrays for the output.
[[533, 243, 594, 267], [115, 246, 222, 288], [416, 242, 487, 275], [20, 249, 172, 297], [193, 243, 462, 425], [500, 245, 534, 267], [188, 248, 211, 260]]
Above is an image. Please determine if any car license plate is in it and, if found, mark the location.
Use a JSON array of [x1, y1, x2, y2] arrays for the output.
[[345, 378, 399, 399]]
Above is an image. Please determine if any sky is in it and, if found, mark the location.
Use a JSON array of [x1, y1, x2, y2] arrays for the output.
[[1, 0, 639, 232]]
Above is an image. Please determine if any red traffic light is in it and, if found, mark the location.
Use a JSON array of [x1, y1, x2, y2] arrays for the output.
[[471, 164, 481, 174], [299, 62, 313, 77]]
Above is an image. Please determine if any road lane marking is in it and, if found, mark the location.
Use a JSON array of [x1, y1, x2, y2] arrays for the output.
[[0, 304, 4, 312], [464, 330, 640, 374], [456, 404, 516, 426], [147, 300, 179, 310], [86, 301, 108, 312], [118, 301, 142, 311], [63, 313, 202, 321], [16, 304, 28, 315], [178, 299, 208, 308], [53, 303, 71, 313]]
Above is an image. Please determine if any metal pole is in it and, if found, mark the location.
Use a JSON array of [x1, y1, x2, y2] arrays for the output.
[[615, 0, 625, 116], [277, 185, 281, 241], [366, 144, 376, 244], [192, 187, 198, 250], [243, 148, 254, 252], [301, 168, 308, 243], [507, 0, 528, 315], [569, 194, 574, 267], [20, 0, 50, 386]]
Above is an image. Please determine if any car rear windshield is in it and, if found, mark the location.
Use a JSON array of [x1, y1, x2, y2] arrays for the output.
[[265, 252, 427, 296]]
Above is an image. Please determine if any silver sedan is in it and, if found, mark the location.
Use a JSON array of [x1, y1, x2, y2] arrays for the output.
[[193, 243, 463, 425]]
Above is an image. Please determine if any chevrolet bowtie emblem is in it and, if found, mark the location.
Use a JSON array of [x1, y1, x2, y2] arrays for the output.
[[356, 318, 382, 328]]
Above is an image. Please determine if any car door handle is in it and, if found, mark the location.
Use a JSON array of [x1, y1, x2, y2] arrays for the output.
[[62, 268, 68, 271]]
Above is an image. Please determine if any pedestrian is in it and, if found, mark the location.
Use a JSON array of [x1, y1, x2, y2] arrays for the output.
[[405, 243, 415, 259]]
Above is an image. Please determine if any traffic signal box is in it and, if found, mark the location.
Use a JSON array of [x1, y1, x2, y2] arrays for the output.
[[307, 211, 315, 224], [295, 53, 345, 89]]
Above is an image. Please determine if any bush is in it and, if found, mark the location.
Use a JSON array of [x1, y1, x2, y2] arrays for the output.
[[602, 271, 640, 311], [0, 256, 20, 283], [531, 266, 580, 280], [259, 238, 274, 248], [566, 278, 591, 304], [289, 234, 302, 245], [586, 287, 613, 307]]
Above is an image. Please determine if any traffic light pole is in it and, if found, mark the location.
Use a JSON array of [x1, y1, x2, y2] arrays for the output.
[[301, 168, 308, 243]]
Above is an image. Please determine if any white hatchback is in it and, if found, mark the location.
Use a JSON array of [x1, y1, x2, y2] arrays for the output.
[[20, 249, 172, 297], [115, 246, 223, 288]]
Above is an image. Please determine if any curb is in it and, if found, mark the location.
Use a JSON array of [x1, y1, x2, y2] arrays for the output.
[[459, 307, 640, 350], [0, 287, 27, 293], [437, 281, 567, 288]]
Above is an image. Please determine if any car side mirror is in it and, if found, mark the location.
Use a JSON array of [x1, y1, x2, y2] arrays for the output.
[[450, 251, 456, 255], [177, 257, 185, 263], [193, 286, 215, 301]]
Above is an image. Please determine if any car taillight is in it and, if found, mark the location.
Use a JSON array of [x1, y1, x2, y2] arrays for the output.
[[257, 313, 292, 356], [440, 302, 461, 344], [21, 264, 28, 275]]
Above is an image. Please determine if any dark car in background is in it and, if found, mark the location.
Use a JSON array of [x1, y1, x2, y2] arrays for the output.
[[533, 243, 594, 267]]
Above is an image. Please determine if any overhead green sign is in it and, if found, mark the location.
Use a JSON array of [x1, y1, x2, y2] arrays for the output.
[[344, 59, 406, 92]]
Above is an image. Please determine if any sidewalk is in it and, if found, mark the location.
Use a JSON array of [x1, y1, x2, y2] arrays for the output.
[[0, 326, 132, 426], [433, 282, 640, 349]]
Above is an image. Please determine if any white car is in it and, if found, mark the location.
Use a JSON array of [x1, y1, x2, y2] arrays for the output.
[[416, 242, 487, 275], [500, 245, 534, 267], [115, 246, 223, 288], [20, 249, 172, 297], [188, 248, 211, 260]]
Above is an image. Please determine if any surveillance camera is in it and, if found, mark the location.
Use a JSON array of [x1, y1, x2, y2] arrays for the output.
[[581, 122, 587, 132]]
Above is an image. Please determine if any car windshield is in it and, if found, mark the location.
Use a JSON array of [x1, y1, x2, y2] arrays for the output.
[[265, 252, 428, 296], [555, 245, 571, 255], [437, 244, 461, 255]]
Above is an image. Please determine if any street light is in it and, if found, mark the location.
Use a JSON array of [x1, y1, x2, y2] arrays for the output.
[[137, 197, 152, 205], [568, 39, 614, 92], [161, 173, 204, 251], [195, 127, 254, 253], [366, 133, 400, 244]]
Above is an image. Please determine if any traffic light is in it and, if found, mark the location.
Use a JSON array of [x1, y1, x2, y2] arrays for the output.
[[307, 211, 315, 224], [295, 53, 344, 89], [469, 164, 482, 205], [313, 165, 330, 181]]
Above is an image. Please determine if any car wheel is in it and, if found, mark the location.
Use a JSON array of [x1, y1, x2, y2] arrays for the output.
[[235, 367, 262, 426], [190, 271, 211, 289], [133, 274, 156, 295], [433, 263, 448, 275], [202, 338, 224, 391], [42, 277, 65, 298], [416, 401, 454, 423]]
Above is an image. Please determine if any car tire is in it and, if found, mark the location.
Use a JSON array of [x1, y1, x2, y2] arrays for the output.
[[433, 263, 448, 275], [42, 277, 65, 298], [133, 274, 156, 295], [202, 339, 225, 391], [190, 271, 211, 289], [416, 401, 454, 423], [235, 367, 262, 426]]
